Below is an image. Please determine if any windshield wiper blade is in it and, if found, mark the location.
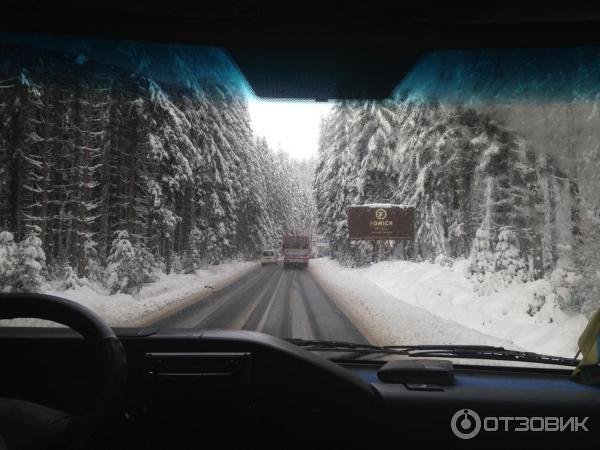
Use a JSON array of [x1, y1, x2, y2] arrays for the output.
[[286, 339, 505, 354], [285, 339, 579, 367], [384, 344, 506, 351], [406, 347, 579, 367], [285, 338, 384, 351], [285, 339, 506, 360]]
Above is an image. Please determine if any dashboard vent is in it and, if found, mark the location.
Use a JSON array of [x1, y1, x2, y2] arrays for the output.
[[145, 352, 251, 383]]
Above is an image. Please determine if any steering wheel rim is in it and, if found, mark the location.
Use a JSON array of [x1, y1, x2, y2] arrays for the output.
[[0, 293, 127, 450]]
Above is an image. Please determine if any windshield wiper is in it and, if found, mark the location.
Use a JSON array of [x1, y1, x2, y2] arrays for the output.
[[400, 346, 579, 367], [285, 338, 579, 367], [285, 338, 386, 351]]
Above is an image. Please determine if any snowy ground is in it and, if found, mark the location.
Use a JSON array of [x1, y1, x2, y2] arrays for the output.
[[1, 261, 258, 328], [310, 258, 588, 358]]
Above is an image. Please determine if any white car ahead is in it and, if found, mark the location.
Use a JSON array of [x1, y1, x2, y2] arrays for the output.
[[261, 250, 278, 266]]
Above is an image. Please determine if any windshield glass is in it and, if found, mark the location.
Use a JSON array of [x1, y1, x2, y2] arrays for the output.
[[1, 31, 598, 365]]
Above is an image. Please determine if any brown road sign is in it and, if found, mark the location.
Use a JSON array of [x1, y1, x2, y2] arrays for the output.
[[346, 205, 415, 240]]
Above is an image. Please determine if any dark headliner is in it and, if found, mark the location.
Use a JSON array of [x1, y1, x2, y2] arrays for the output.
[[1, 1, 599, 99]]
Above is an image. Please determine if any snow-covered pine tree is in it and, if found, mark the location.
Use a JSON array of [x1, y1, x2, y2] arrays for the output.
[[32, 78, 59, 266], [466, 225, 498, 295], [131, 241, 159, 287], [197, 95, 244, 262], [69, 68, 109, 277], [186, 225, 204, 272], [220, 97, 255, 254], [61, 263, 82, 290], [314, 102, 373, 264], [83, 236, 104, 284], [13, 227, 46, 292], [4, 69, 45, 243], [494, 226, 528, 287], [105, 230, 136, 294], [0, 231, 17, 292], [235, 142, 267, 257], [50, 73, 79, 268], [572, 208, 600, 314], [147, 80, 193, 270], [293, 156, 318, 236], [252, 137, 284, 248], [0, 73, 18, 231], [355, 100, 399, 204]]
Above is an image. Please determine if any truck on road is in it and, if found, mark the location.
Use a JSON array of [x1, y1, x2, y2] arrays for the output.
[[282, 234, 310, 268]]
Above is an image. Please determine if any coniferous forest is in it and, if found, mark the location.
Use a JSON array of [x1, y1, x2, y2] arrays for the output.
[[0, 36, 312, 294]]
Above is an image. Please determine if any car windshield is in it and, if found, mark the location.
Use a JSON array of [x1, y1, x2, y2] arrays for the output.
[[0, 31, 598, 365]]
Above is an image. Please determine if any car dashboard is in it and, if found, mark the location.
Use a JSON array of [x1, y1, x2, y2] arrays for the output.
[[1, 327, 599, 449]]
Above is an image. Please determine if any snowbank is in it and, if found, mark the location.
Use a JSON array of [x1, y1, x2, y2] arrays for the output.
[[310, 260, 515, 349], [1, 261, 257, 327], [311, 258, 588, 357]]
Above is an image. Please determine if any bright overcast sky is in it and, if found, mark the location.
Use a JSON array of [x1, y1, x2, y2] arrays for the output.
[[247, 100, 332, 160]]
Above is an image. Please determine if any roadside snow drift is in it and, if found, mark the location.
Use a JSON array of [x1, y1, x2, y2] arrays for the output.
[[1, 261, 257, 327], [310, 258, 588, 357]]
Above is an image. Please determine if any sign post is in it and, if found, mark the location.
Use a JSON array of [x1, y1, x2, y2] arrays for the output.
[[346, 204, 415, 241]]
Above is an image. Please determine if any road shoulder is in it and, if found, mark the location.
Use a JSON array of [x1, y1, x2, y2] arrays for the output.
[[0, 261, 260, 329], [132, 262, 261, 327], [308, 258, 515, 348]]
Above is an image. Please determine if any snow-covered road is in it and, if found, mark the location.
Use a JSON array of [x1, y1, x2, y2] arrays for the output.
[[153, 263, 366, 342], [2, 256, 587, 360]]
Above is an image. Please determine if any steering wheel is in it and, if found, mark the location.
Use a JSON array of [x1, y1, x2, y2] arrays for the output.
[[0, 294, 127, 450]]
